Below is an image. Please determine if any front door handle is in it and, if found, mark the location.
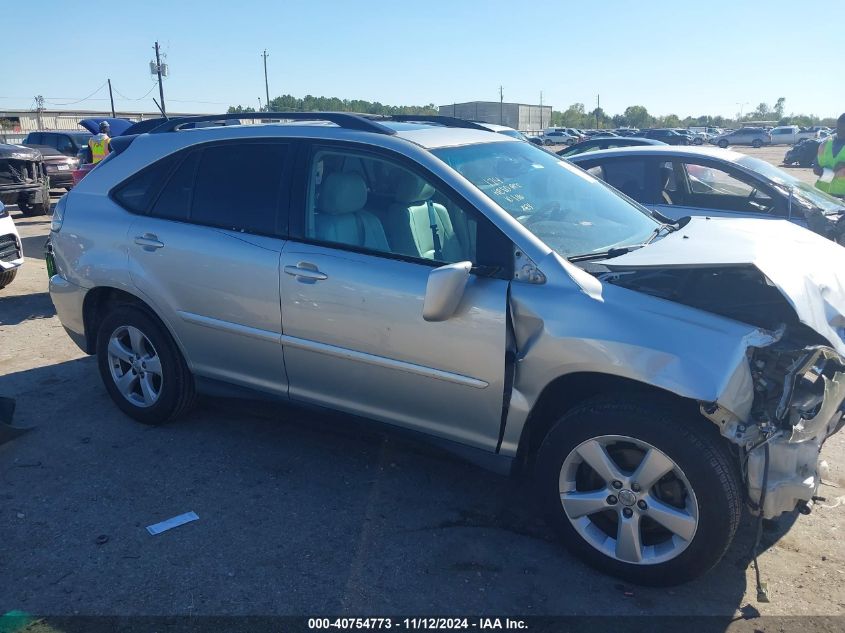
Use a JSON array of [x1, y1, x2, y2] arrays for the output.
[[134, 233, 164, 250], [284, 262, 328, 282]]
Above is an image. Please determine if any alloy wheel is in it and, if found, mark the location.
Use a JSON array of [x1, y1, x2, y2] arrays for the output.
[[106, 325, 163, 408], [559, 434, 699, 565]]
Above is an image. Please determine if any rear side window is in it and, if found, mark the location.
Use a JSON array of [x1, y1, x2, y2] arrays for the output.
[[112, 155, 178, 213], [191, 143, 287, 235], [601, 159, 649, 200]]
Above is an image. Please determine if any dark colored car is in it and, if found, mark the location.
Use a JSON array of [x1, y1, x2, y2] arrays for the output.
[[568, 146, 845, 243], [23, 130, 91, 157], [557, 136, 666, 158], [34, 146, 79, 189], [783, 138, 821, 168], [0, 144, 50, 215], [639, 129, 691, 145]]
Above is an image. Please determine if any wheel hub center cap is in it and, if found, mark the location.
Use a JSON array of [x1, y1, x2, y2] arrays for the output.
[[618, 489, 637, 507]]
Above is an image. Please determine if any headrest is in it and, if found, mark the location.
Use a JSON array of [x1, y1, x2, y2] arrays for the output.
[[318, 172, 367, 215], [393, 169, 435, 204]]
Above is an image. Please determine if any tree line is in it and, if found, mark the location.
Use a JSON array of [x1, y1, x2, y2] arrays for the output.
[[228, 94, 437, 116], [229, 95, 837, 129], [552, 98, 837, 129]]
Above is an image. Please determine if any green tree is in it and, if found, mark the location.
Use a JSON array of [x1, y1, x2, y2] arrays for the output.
[[623, 105, 652, 129], [774, 97, 786, 120], [227, 105, 256, 114]]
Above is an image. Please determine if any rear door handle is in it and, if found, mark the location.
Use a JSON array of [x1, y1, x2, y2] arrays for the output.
[[134, 233, 164, 250], [284, 262, 327, 282]]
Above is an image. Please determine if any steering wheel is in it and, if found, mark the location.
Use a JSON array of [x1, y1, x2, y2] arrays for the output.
[[518, 201, 563, 226]]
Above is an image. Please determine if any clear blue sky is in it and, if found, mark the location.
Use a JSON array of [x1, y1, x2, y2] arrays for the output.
[[3, 0, 841, 118]]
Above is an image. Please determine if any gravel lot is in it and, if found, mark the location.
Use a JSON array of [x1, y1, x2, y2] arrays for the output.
[[1, 145, 843, 624]]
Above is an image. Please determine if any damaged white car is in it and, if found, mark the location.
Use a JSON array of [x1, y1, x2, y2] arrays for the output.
[[47, 113, 845, 586]]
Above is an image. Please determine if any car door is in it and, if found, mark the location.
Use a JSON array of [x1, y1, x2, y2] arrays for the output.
[[121, 139, 293, 397], [279, 143, 512, 451], [650, 158, 787, 223]]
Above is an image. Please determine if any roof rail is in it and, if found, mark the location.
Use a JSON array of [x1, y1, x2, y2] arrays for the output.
[[386, 115, 490, 131], [148, 112, 398, 135]]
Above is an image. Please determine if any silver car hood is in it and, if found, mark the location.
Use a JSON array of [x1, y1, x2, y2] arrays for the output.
[[604, 217, 845, 355]]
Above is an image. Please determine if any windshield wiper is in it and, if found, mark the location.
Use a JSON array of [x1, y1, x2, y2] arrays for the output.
[[568, 245, 645, 262]]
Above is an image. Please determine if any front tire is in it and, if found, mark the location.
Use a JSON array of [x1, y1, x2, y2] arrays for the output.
[[752, 139, 763, 148], [0, 268, 18, 289], [534, 395, 741, 586], [718, 139, 729, 149], [96, 305, 196, 425]]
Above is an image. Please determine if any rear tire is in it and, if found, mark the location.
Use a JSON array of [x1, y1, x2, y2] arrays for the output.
[[718, 139, 729, 149], [534, 395, 742, 586], [752, 139, 763, 148], [693, 138, 703, 145], [17, 198, 49, 216], [96, 304, 196, 425], [0, 268, 18, 289]]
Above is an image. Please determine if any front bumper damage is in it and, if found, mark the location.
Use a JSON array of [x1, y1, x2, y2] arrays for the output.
[[704, 345, 845, 519]]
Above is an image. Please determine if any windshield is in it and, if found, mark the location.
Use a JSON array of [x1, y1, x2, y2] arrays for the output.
[[736, 155, 844, 214], [433, 141, 660, 258]]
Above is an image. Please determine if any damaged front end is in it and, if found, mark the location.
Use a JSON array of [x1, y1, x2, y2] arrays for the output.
[[604, 261, 845, 519], [736, 345, 845, 518]]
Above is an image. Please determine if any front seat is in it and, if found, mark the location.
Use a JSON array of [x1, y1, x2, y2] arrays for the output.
[[384, 170, 463, 262], [659, 166, 676, 204], [314, 172, 389, 251]]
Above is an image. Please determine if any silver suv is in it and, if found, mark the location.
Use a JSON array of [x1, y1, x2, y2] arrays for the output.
[[710, 127, 772, 148], [48, 113, 845, 586]]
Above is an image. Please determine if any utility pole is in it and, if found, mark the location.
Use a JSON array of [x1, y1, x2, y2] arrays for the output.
[[107, 79, 115, 117], [34, 95, 44, 130], [596, 94, 600, 129], [736, 101, 748, 124], [539, 90, 543, 131], [499, 85, 504, 125], [154, 41, 166, 116], [262, 50, 270, 112]]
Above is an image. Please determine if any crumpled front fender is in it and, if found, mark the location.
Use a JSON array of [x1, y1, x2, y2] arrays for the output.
[[500, 274, 775, 457]]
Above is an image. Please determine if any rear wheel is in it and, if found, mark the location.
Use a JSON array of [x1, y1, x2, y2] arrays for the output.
[[693, 137, 704, 145], [752, 139, 763, 148], [535, 396, 741, 586], [718, 139, 729, 149], [96, 305, 196, 424], [17, 198, 49, 216], [0, 268, 18, 289]]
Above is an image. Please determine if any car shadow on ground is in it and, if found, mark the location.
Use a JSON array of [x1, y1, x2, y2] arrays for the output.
[[0, 291, 55, 325], [0, 357, 794, 624], [20, 234, 49, 259]]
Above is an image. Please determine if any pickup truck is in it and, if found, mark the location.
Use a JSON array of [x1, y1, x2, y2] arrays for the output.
[[769, 125, 820, 145]]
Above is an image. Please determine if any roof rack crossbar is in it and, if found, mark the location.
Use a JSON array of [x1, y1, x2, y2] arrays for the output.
[[148, 112, 398, 135]]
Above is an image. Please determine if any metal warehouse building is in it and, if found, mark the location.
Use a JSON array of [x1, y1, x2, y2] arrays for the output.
[[438, 101, 552, 133]]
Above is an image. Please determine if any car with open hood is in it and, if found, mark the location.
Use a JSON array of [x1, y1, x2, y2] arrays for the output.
[[0, 143, 50, 215], [47, 113, 845, 586]]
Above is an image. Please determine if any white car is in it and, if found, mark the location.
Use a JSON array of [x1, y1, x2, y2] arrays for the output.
[[769, 125, 820, 145], [0, 202, 24, 289]]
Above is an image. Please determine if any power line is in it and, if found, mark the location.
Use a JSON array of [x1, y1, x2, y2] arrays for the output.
[[112, 82, 159, 101], [44, 81, 108, 106]]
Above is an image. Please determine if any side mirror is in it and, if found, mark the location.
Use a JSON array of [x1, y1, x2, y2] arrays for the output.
[[422, 261, 472, 322]]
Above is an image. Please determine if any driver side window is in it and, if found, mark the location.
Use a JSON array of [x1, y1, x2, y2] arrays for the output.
[[678, 161, 778, 215]]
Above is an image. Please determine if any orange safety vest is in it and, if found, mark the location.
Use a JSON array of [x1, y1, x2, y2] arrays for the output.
[[88, 134, 111, 163]]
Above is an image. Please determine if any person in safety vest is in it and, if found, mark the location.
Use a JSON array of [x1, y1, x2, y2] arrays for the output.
[[87, 121, 111, 164], [814, 113, 845, 198]]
